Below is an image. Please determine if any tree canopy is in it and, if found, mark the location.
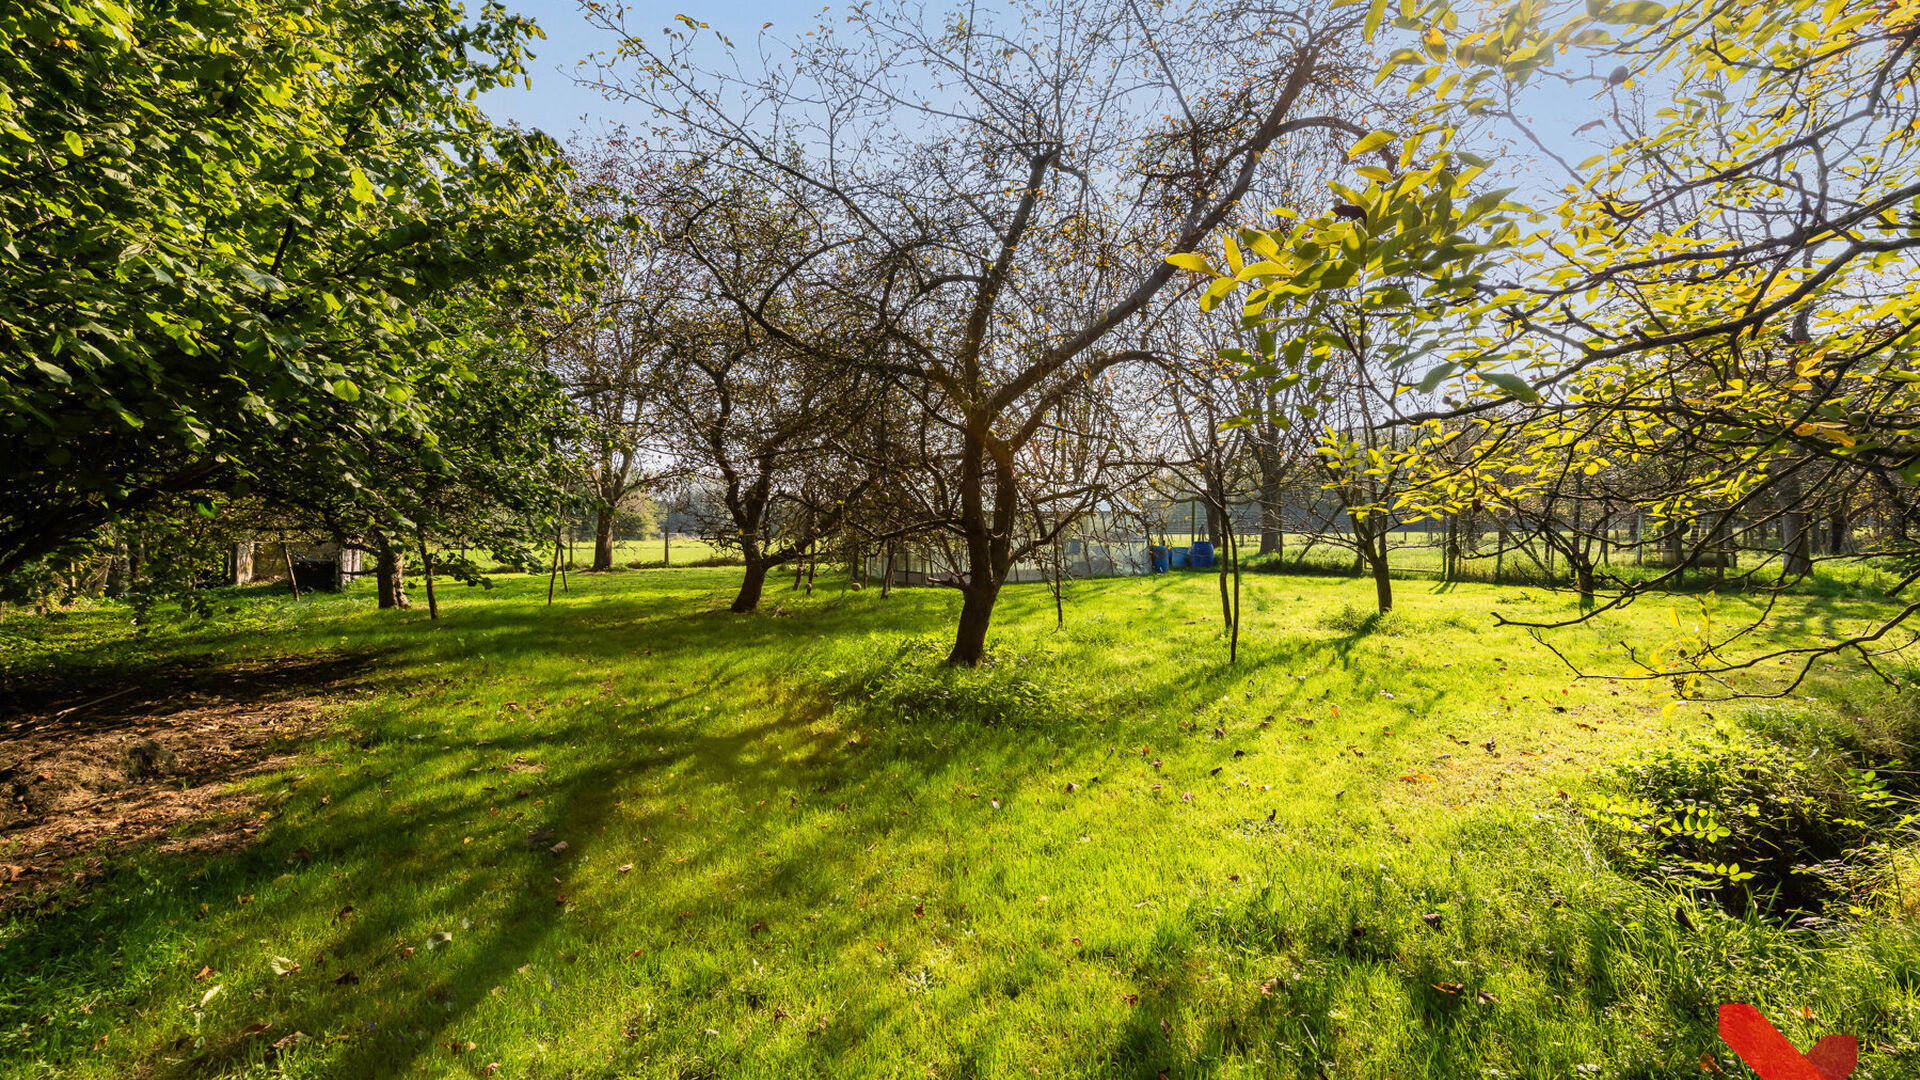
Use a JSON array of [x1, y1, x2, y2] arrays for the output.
[[0, 0, 589, 579]]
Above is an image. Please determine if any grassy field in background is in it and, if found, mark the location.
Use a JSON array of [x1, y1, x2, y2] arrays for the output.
[[544, 538, 727, 569], [2, 567, 1916, 1078]]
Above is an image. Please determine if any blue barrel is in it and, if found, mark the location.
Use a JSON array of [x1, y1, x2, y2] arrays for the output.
[[1169, 546, 1190, 568], [1149, 546, 1169, 573], [1190, 541, 1215, 568]]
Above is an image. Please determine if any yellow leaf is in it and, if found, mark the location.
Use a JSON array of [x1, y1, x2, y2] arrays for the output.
[[1347, 129, 1397, 159]]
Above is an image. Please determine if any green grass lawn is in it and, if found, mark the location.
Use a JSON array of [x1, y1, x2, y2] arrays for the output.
[[580, 538, 727, 568], [2, 569, 1915, 1079]]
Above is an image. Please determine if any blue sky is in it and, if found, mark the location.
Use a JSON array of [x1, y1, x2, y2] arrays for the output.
[[481, 0, 806, 139], [482, 0, 1619, 200]]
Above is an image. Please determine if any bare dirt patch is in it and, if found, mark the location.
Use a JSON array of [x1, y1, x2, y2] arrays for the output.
[[0, 653, 372, 912]]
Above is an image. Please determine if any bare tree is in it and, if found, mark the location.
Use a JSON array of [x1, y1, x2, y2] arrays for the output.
[[590, 0, 1371, 663]]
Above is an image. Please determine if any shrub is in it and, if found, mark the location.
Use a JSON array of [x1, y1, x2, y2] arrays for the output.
[[1585, 721, 1909, 918]]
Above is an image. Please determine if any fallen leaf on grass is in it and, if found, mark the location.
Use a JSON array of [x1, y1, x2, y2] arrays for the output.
[[1064, 782, 1078, 793], [1698, 1052, 1724, 1074], [332, 972, 360, 985], [1477, 989, 1499, 1005], [1420, 912, 1443, 929], [1258, 978, 1278, 996], [241, 1021, 273, 1036], [270, 1031, 306, 1052], [549, 841, 569, 855], [193, 965, 215, 981], [1431, 982, 1464, 995], [426, 931, 454, 950], [269, 956, 300, 976], [1180, 791, 1193, 802], [617, 864, 632, 873], [990, 799, 1001, 810]]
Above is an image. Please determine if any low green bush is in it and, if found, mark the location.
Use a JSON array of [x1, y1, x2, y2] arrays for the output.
[[1586, 717, 1912, 919]]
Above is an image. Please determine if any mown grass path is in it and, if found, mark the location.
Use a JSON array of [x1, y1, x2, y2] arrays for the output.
[[3, 570, 1914, 1079]]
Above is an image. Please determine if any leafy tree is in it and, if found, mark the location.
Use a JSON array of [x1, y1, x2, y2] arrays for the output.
[[0, 0, 586, 580], [1184, 0, 1920, 690]]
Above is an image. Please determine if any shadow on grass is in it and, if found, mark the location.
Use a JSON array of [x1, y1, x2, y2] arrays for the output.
[[4, 568, 1904, 1078]]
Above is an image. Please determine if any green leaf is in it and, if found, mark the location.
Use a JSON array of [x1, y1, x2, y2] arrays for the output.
[[1415, 362, 1455, 393], [62, 130, 84, 156], [348, 165, 375, 204], [1482, 371, 1539, 402]]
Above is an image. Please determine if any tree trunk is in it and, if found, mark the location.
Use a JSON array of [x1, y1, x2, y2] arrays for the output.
[[281, 537, 300, 600], [946, 421, 1012, 666], [1778, 468, 1812, 577], [418, 536, 439, 620], [376, 545, 408, 609], [1228, 523, 1242, 664], [105, 528, 129, 599], [1216, 504, 1233, 628], [948, 575, 1001, 666], [230, 540, 254, 586], [1257, 473, 1283, 555], [593, 507, 617, 572], [732, 561, 770, 613], [1052, 534, 1065, 629], [1354, 514, 1393, 613]]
